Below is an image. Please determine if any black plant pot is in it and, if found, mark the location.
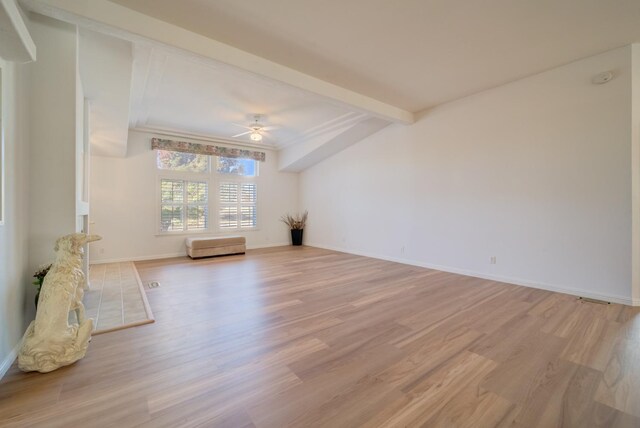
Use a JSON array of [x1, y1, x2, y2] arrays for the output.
[[291, 229, 304, 246]]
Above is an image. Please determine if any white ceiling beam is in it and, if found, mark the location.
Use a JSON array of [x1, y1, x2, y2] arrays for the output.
[[279, 117, 391, 172], [20, 0, 415, 124], [0, 0, 36, 62]]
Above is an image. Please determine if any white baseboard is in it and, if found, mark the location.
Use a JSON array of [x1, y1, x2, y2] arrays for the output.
[[307, 242, 639, 306], [0, 343, 19, 381], [249, 242, 291, 250], [90, 242, 291, 265]]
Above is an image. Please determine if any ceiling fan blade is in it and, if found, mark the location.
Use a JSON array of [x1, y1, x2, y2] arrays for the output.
[[262, 125, 280, 131], [232, 123, 253, 130], [232, 131, 252, 138]]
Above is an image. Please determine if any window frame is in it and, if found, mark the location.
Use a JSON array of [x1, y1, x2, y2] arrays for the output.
[[217, 180, 258, 231], [159, 177, 185, 232], [215, 156, 259, 177], [185, 180, 209, 231], [156, 149, 211, 174], [157, 175, 211, 235], [155, 151, 259, 236]]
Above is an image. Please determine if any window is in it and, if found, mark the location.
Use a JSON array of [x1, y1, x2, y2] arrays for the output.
[[219, 182, 238, 229], [157, 150, 209, 173], [219, 182, 257, 229], [240, 183, 257, 228], [160, 179, 208, 232], [157, 151, 258, 234], [216, 157, 257, 176], [186, 181, 208, 230]]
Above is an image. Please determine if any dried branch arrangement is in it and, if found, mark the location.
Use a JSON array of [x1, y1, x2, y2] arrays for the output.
[[280, 211, 308, 230]]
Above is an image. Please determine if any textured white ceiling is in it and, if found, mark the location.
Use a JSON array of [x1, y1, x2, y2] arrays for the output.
[[111, 0, 640, 112], [129, 45, 359, 149]]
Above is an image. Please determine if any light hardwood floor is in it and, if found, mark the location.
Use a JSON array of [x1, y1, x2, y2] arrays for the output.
[[1, 246, 639, 427]]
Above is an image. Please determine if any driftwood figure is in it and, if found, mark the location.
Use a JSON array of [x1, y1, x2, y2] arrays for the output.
[[18, 233, 102, 373]]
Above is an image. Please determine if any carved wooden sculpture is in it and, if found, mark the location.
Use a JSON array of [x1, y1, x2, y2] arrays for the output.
[[18, 233, 102, 373]]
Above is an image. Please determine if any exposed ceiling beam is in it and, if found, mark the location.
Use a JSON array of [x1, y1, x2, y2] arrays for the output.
[[279, 116, 391, 172], [79, 28, 133, 157], [0, 0, 36, 62], [20, 0, 415, 124]]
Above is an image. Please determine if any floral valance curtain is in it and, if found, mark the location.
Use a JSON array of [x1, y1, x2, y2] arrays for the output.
[[151, 138, 266, 162]]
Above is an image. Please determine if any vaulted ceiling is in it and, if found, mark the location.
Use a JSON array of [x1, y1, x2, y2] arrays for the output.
[[21, 0, 640, 170], [110, 0, 640, 112]]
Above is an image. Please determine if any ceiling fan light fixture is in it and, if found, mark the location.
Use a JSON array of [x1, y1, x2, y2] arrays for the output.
[[250, 131, 263, 141]]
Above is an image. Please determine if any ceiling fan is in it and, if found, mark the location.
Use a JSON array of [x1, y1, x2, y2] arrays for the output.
[[231, 114, 278, 142]]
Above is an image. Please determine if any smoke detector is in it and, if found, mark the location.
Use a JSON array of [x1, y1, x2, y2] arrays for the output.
[[592, 71, 614, 85]]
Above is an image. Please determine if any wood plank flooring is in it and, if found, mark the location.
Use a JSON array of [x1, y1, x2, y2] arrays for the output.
[[1, 246, 640, 427]]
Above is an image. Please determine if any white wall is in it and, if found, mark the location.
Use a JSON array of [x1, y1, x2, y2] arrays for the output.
[[0, 59, 31, 374], [27, 14, 79, 270], [0, 12, 84, 376], [0, 10, 92, 377], [301, 46, 636, 304], [631, 44, 640, 303], [89, 130, 299, 262]]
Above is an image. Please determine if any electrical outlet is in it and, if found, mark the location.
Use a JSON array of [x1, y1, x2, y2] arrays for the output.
[[400, 246, 405, 255], [490, 256, 496, 264], [100, 248, 105, 254]]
